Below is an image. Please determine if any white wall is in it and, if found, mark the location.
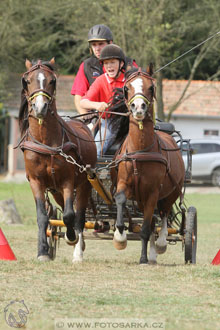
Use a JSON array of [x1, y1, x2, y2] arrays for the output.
[[170, 116, 220, 139]]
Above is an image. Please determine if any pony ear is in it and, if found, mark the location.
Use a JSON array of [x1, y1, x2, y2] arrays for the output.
[[25, 59, 32, 70], [50, 57, 55, 65], [126, 64, 132, 71], [146, 63, 154, 76], [123, 85, 128, 100]]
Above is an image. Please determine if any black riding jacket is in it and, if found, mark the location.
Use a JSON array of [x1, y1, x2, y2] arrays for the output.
[[84, 55, 134, 86]]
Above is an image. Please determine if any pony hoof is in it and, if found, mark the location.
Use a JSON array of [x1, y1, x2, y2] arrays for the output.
[[37, 255, 51, 262], [65, 232, 79, 246], [156, 244, 167, 254], [113, 238, 127, 250], [148, 260, 157, 265], [139, 261, 148, 266], [72, 257, 83, 263]]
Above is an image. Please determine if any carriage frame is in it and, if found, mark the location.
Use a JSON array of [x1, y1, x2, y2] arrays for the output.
[[46, 127, 197, 264]]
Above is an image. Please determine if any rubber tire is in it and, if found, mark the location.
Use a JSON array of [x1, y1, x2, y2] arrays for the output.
[[48, 233, 57, 261], [185, 206, 197, 264], [211, 168, 220, 187]]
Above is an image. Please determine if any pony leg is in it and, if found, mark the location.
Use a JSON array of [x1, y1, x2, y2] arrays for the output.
[[140, 197, 159, 264], [139, 220, 152, 264], [155, 216, 168, 254], [113, 190, 127, 250], [148, 234, 157, 264], [30, 181, 50, 261], [63, 188, 78, 246], [72, 181, 90, 262], [73, 232, 85, 263]]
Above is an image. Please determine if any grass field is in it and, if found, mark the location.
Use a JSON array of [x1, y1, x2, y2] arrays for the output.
[[0, 182, 220, 330]]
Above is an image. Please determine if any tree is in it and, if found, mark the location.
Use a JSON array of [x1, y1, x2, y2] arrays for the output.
[[0, 0, 219, 121]]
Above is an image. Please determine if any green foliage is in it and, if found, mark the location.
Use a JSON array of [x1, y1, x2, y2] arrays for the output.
[[0, 0, 219, 118], [0, 0, 219, 76]]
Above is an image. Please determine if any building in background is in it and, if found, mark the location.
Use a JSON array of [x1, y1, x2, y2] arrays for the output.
[[163, 79, 220, 139]]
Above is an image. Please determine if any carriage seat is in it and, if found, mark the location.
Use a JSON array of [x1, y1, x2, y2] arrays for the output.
[[154, 122, 175, 135]]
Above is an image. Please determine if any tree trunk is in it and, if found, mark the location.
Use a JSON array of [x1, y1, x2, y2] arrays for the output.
[[156, 71, 165, 121]]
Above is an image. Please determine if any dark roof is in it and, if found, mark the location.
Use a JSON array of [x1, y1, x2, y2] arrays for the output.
[[163, 79, 220, 117]]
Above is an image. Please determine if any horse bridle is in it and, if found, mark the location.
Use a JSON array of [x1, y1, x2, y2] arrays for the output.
[[22, 61, 56, 107], [124, 69, 155, 109]]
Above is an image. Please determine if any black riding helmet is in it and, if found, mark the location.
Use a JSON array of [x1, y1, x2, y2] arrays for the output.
[[88, 24, 113, 42], [99, 44, 126, 72]]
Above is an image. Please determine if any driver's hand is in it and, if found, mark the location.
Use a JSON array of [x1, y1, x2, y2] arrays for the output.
[[97, 102, 108, 112]]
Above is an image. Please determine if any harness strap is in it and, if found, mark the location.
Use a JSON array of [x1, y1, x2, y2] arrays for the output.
[[132, 159, 140, 205], [53, 112, 84, 163], [20, 140, 77, 155], [51, 155, 57, 191], [157, 134, 184, 201], [116, 152, 168, 168], [115, 151, 168, 207], [20, 140, 78, 192]]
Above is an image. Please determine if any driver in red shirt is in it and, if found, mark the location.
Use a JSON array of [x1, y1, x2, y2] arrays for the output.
[[71, 24, 137, 116], [80, 44, 126, 156]]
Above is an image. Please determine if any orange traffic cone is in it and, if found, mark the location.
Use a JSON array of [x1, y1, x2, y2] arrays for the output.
[[211, 250, 220, 265], [0, 228, 16, 260]]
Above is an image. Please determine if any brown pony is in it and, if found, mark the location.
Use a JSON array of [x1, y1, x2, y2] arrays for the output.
[[19, 59, 97, 261], [111, 65, 185, 264]]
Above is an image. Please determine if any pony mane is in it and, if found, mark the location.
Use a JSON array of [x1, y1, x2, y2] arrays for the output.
[[19, 89, 29, 136], [18, 60, 57, 136], [108, 88, 129, 143], [125, 67, 139, 79], [108, 67, 153, 143], [108, 68, 141, 142]]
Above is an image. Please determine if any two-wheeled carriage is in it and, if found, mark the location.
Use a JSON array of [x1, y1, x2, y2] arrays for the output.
[[47, 127, 197, 264], [19, 59, 197, 264]]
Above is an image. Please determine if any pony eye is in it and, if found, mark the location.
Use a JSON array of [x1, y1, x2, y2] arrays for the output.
[[149, 85, 154, 95], [50, 79, 56, 85]]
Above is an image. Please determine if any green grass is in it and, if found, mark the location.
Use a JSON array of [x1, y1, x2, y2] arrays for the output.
[[0, 182, 36, 224], [0, 183, 220, 330]]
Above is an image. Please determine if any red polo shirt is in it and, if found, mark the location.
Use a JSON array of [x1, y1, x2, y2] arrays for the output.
[[82, 72, 125, 118], [71, 62, 107, 97]]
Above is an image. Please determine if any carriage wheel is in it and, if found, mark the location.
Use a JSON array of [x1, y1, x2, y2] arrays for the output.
[[184, 206, 197, 264], [48, 229, 57, 260], [47, 206, 58, 260]]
